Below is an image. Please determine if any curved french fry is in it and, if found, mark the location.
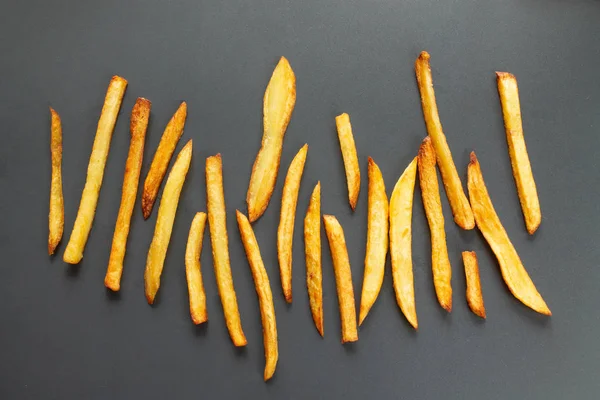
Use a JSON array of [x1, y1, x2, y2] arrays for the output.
[[48, 107, 64, 255], [335, 113, 361, 210], [186, 212, 208, 325], [462, 251, 486, 318], [304, 182, 323, 336]]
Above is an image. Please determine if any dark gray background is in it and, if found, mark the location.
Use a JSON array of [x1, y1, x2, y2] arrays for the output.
[[1, 0, 599, 399]]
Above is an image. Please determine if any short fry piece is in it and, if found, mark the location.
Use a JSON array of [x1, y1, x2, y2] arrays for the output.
[[277, 144, 308, 303], [141, 101, 187, 219], [323, 215, 358, 343], [418, 137, 452, 312], [468, 152, 551, 315], [335, 113, 361, 210], [48, 107, 64, 255], [144, 140, 192, 304], [415, 51, 474, 230], [389, 157, 418, 329], [496, 72, 541, 234], [63, 76, 128, 264], [105, 98, 151, 291], [185, 212, 208, 325], [247, 57, 296, 222], [207, 154, 247, 346], [359, 157, 389, 325], [462, 251, 486, 318], [304, 182, 323, 336], [236, 211, 278, 381]]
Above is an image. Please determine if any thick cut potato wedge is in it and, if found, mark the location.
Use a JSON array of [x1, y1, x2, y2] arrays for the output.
[[48, 107, 64, 255], [247, 57, 296, 222], [335, 113, 361, 210], [186, 212, 208, 325], [462, 251, 486, 318], [304, 182, 323, 336], [468, 152, 551, 315]]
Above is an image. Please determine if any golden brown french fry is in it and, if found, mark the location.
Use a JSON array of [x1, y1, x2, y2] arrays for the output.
[[206, 154, 247, 346], [496, 72, 541, 234], [185, 212, 208, 325], [359, 157, 389, 325], [418, 137, 452, 312], [462, 251, 486, 318], [304, 182, 323, 336], [141, 101, 187, 219], [277, 144, 308, 303], [468, 152, 551, 315], [389, 157, 418, 329], [415, 51, 474, 230], [63, 76, 128, 264], [247, 57, 296, 222], [323, 215, 358, 343], [236, 211, 278, 381], [335, 113, 361, 210], [105, 98, 151, 291], [48, 107, 64, 255], [144, 140, 192, 304]]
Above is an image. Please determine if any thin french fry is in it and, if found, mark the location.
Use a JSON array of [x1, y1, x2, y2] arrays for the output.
[[304, 182, 323, 336], [462, 251, 486, 318], [335, 113, 361, 210], [185, 212, 208, 325], [48, 107, 64, 255]]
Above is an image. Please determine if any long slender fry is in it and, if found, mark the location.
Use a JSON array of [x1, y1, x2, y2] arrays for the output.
[[48, 107, 64, 255], [185, 212, 208, 325], [462, 251, 486, 318], [304, 182, 323, 336], [335, 113, 361, 210]]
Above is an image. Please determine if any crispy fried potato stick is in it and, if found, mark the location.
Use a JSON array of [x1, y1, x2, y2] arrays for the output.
[[247, 57, 296, 222], [335, 113, 361, 210], [496, 72, 541, 234], [277, 144, 308, 303], [144, 140, 192, 304], [462, 251, 486, 318], [468, 152, 551, 315], [63, 76, 128, 264], [359, 157, 389, 325], [105, 98, 151, 291], [304, 182, 323, 336], [389, 157, 418, 329], [418, 137, 452, 312], [48, 107, 64, 255], [323, 215, 358, 343], [415, 51, 474, 230], [236, 211, 278, 381], [185, 212, 208, 325], [141, 101, 187, 219], [206, 154, 247, 346]]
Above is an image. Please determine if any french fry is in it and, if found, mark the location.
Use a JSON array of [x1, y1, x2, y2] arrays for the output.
[[48, 107, 64, 255], [335, 113, 361, 210], [277, 144, 308, 303], [496, 72, 541, 234], [389, 157, 418, 329], [418, 137, 452, 312], [468, 152, 551, 315], [359, 157, 389, 325], [323, 215, 358, 343], [462, 251, 486, 318], [144, 140, 192, 304], [415, 51, 474, 230], [304, 182, 323, 336], [236, 211, 278, 381], [141, 101, 187, 219], [185, 212, 208, 325], [206, 154, 247, 346], [105, 98, 151, 291], [247, 57, 296, 222], [63, 76, 128, 264]]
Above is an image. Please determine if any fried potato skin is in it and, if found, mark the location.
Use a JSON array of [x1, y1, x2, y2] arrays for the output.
[[468, 152, 551, 315], [418, 137, 452, 312], [304, 182, 323, 336], [141, 101, 187, 219], [144, 140, 192, 304], [389, 157, 418, 329], [48, 107, 64, 255], [277, 144, 308, 303], [236, 211, 278, 381], [335, 113, 361, 210], [496, 72, 541, 235], [415, 51, 474, 230], [462, 251, 486, 318], [206, 154, 247, 346], [359, 157, 389, 325], [105, 98, 151, 291], [185, 212, 208, 325], [63, 76, 128, 264], [323, 215, 358, 343], [247, 57, 296, 222]]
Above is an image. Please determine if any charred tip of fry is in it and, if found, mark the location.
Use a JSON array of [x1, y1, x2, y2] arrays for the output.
[[145, 293, 155, 305], [469, 151, 478, 165], [495, 71, 515, 80]]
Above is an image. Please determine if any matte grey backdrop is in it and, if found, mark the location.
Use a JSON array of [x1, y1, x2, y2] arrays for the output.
[[1, 0, 599, 399]]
